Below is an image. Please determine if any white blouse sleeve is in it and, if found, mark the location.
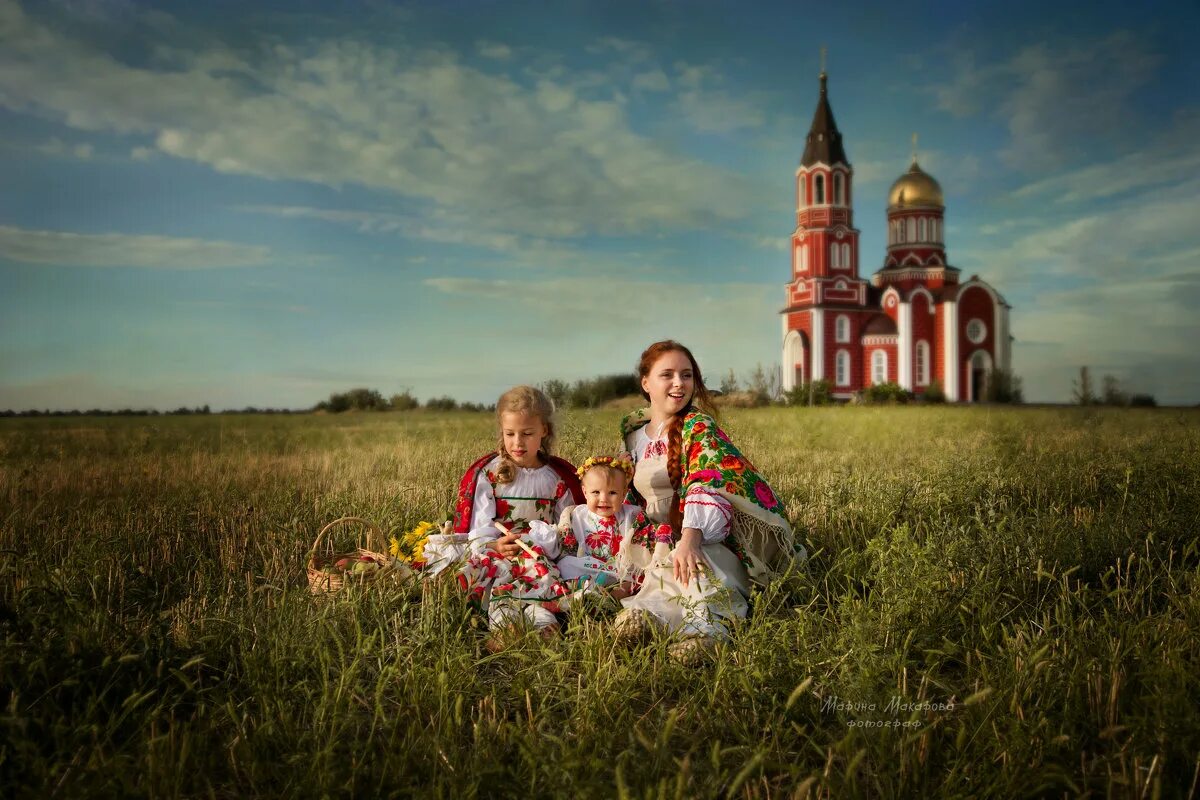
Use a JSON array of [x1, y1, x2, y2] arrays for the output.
[[467, 472, 502, 553], [523, 520, 560, 560], [682, 486, 733, 544]]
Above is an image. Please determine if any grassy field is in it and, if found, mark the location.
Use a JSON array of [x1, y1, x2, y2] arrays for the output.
[[2, 407, 1199, 798]]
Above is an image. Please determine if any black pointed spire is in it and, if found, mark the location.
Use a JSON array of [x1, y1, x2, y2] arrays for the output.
[[800, 69, 848, 167]]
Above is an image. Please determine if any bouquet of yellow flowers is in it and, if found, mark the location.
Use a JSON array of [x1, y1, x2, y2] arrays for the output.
[[389, 520, 447, 569]]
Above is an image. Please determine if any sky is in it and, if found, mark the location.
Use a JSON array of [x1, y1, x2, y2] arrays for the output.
[[1, 0, 1199, 410]]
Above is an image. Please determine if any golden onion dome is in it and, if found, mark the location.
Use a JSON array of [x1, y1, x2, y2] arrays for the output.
[[888, 160, 944, 209]]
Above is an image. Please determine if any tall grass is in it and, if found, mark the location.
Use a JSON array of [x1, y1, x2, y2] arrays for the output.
[[2, 408, 1198, 797]]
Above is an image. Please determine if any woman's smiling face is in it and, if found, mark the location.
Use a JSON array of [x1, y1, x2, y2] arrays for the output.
[[642, 349, 695, 416]]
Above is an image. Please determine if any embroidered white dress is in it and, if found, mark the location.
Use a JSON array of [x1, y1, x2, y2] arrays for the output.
[[536, 503, 651, 589], [422, 456, 571, 576], [619, 426, 751, 638], [425, 456, 574, 630]]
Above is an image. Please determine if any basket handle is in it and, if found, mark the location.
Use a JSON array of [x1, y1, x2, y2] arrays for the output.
[[310, 516, 386, 556]]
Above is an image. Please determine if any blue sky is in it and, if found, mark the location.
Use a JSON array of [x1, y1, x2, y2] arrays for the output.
[[2, 0, 1198, 409]]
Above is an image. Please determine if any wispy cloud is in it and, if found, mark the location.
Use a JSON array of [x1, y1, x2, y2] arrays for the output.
[[0, 224, 269, 268], [937, 31, 1161, 170], [0, 1, 753, 241], [36, 136, 93, 159]]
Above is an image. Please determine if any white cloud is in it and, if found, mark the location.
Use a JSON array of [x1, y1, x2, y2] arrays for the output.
[[423, 275, 783, 383], [35, 136, 93, 159], [1010, 111, 1200, 204], [672, 62, 766, 134], [0, 224, 270, 268], [1010, 273, 1200, 404], [0, 1, 751, 240], [936, 32, 1161, 170], [476, 41, 511, 60], [632, 68, 669, 93]]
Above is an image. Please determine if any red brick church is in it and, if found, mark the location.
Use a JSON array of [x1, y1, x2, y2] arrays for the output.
[[780, 69, 1011, 402]]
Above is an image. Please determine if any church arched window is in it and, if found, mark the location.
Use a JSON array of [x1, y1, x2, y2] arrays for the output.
[[871, 350, 888, 385], [815, 174, 825, 204], [830, 243, 839, 268], [897, 220, 905, 244], [915, 340, 930, 386], [798, 175, 806, 208], [918, 217, 927, 241], [836, 350, 850, 386], [841, 242, 851, 268], [834, 173, 844, 205], [906, 217, 916, 242], [836, 315, 850, 343]]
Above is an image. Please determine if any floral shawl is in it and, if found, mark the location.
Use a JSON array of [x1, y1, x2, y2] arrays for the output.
[[451, 452, 584, 534], [620, 408, 804, 585]]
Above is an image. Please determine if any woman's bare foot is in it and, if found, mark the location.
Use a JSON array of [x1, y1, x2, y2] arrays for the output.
[[612, 608, 660, 646]]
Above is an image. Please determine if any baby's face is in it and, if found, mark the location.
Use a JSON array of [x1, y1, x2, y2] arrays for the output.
[[582, 467, 626, 518]]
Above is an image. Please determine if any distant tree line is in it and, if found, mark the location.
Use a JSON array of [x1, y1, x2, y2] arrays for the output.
[[0, 405, 307, 417], [313, 388, 490, 413], [2, 365, 1170, 418], [1072, 367, 1156, 407]]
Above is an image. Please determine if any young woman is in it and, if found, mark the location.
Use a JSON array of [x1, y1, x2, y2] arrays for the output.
[[614, 340, 801, 663]]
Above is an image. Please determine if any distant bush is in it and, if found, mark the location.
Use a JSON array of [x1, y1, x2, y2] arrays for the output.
[[922, 380, 946, 404], [863, 382, 913, 405], [389, 391, 419, 411], [742, 363, 781, 405], [424, 396, 459, 411], [714, 391, 768, 409], [1129, 394, 1157, 408], [986, 368, 1024, 404], [316, 387, 388, 413], [784, 379, 834, 406], [539, 379, 570, 410], [566, 374, 641, 409]]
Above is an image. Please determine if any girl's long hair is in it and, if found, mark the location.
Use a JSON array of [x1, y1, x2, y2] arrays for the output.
[[494, 385, 556, 485], [636, 340, 716, 529]]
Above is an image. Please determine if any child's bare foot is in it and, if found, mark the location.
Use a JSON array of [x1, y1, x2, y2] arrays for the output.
[[485, 625, 520, 653], [537, 623, 561, 641]]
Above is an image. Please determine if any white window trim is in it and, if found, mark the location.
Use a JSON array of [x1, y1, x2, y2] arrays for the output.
[[871, 350, 888, 385], [967, 318, 987, 345], [836, 349, 850, 386], [915, 340, 930, 386], [836, 314, 850, 343]]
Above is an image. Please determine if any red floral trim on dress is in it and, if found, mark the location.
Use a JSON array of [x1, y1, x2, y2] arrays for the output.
[[643, 439, 667, 459]]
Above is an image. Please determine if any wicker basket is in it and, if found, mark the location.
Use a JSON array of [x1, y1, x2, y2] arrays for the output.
[[306, 516, 411, 595]]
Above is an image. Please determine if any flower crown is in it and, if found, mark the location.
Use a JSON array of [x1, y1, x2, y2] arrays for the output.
[[577, 455, 634, 480]]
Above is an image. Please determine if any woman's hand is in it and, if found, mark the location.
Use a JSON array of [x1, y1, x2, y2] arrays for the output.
[[489, 532, 522, 557], [672, 528, 705, 585]]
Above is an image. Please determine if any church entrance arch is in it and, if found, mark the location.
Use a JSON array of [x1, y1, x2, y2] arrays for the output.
[[968, 350, 992, 402], [783, 330, 808, 391]]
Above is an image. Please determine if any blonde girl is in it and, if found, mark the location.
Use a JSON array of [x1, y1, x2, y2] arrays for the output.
[[421, 386, 583, 639]]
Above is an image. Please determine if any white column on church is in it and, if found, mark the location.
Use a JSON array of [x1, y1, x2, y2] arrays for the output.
[[995, 303, 1010, 373], [780, 315, 792, 392], [811, 308, 825, 381], [943, 300, 959, 401], [898, 301, 913, 390]]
